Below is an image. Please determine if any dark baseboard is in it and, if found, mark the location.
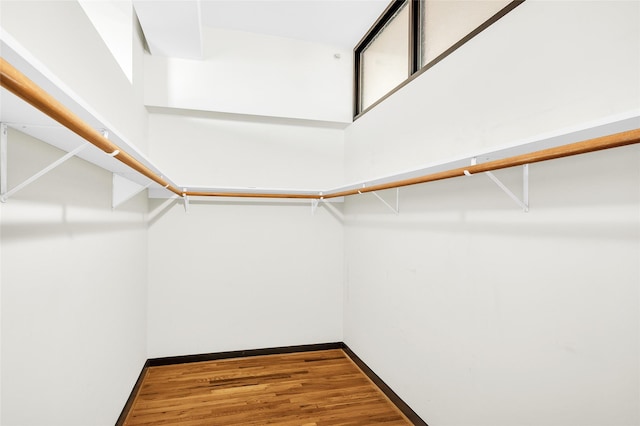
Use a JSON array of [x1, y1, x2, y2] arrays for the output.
[[115, 359, 149, 426], [341, 343, 428, 425], [116, 342, 427, 426], [148, 341, 343, 367]]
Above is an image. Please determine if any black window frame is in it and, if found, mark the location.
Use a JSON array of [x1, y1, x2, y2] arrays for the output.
[[353, 0, 525, 120]]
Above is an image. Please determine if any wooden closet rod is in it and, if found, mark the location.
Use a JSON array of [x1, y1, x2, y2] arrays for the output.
[[1, 56, 639, 201], [0, 57, 183, 197], [323, 127, 640, 199]]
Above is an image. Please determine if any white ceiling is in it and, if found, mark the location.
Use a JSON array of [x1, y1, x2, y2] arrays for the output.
[[134, 0, 390, 59], [200, 1, 389, 48]]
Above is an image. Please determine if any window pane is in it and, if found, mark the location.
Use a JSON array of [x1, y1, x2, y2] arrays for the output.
[[360, 1, 410, 111], [420, 0, 511, 66]]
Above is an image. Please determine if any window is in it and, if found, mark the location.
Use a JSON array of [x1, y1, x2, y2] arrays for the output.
[[419, 0, 513, 66], [354, 0, 523, 118], [359, 1, 410, 112]]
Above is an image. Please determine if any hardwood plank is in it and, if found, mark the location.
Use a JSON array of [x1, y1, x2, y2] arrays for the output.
[[124, 349, 412, 425]]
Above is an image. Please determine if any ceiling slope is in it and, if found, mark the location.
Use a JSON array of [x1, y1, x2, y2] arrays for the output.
[[134, 0, 391, 60]]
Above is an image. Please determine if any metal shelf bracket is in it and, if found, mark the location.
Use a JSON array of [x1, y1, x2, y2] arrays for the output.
[[311, 199, 320, 215], [112, 173, 152, 209], [371, 188, 399, 215], [465, 157, 529, 212], [182, 189, 189, 213], [357, 183, 400, 214], [0, 123, 91, 202], [319, 199, 344, 221]]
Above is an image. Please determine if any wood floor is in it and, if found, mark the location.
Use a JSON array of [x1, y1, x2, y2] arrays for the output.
[[124, 349, 412, 425]]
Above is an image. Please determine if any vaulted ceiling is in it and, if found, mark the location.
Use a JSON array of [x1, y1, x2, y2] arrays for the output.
[[133, 0, 390, 59]]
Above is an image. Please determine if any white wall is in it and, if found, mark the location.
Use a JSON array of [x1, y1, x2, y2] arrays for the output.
[[147, 110, 345, 189], [143, 27, 353, 123], [343, 1, 640, 425], [344, 144, 640, 426], [0, 130, 148, 426], [346, 0, 640, 182], [1, 2, 151, 424], [1, 1, 638, 425], [147, 200, 344, 358], [146, 109, 345, 358]]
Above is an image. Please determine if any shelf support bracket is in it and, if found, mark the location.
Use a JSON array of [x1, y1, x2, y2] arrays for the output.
[[311, 192, 325, 215], [465, 157, 529, 212], [371, 188, 399, 215], [314, 193, 345, 221], [182, 189, 189, 213], [0, 138, 90, 202], [147, 197, 178, 223], [319, 198, 344, 222], [112, 174, 151, 209], [484, 169, 529, 212]]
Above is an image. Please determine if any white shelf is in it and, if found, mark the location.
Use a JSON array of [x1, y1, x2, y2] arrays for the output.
[[2, 28, 638, 205], [0, 30, 176, 190]]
